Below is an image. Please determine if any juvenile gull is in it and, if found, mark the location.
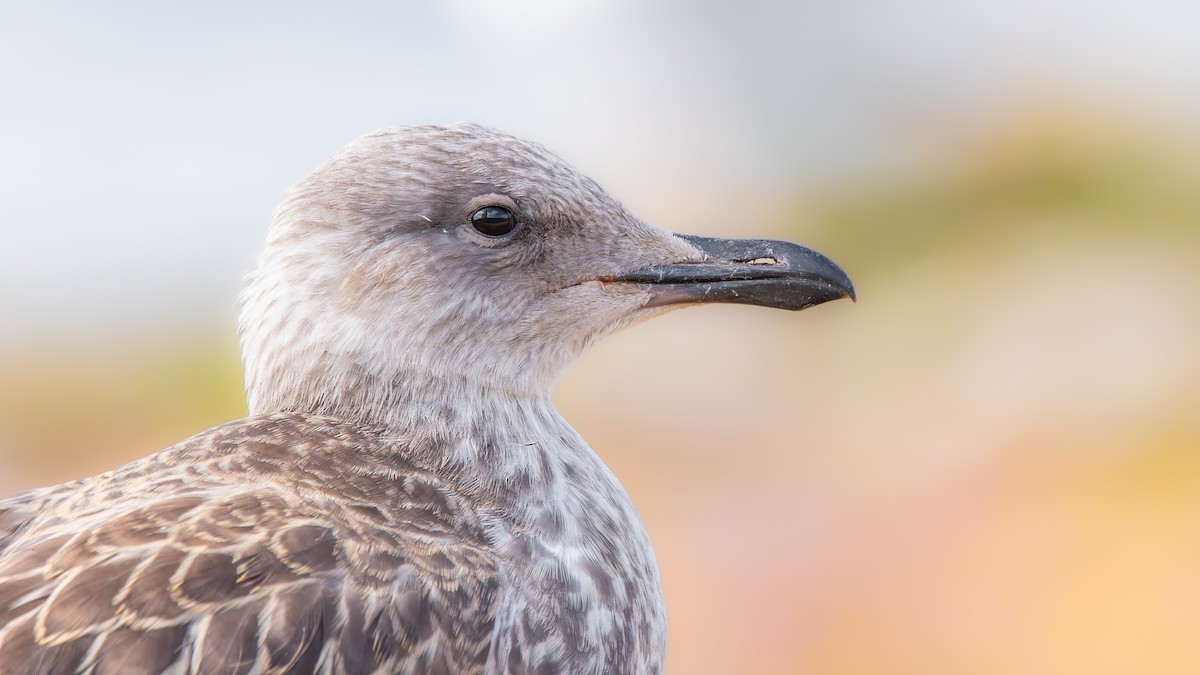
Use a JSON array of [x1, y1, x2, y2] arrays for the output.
[[0, 124, 853, 674]]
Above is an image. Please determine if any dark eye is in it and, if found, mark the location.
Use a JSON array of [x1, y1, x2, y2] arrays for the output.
[[470, 206, 517, 237]]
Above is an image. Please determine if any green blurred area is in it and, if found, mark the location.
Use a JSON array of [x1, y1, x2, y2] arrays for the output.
[[814, 112, 1200, 271], [0, 327, 244, 488], [2, 110, 1199, 674]]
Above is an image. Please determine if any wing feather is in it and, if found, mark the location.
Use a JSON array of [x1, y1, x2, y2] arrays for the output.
[[90, 625, 187, 675], [192, 601, 261, 674], [260, 581, 334, 673], [0, 611, 91, 675], [0, 413, 510, 675], [35, 558, 138, 644]]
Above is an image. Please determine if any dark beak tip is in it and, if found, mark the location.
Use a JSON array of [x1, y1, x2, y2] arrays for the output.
[[805, 255, 855, 305], [837, 273, 857, 303], [807, 277, 856, 310], [621, 233, 857, 312]]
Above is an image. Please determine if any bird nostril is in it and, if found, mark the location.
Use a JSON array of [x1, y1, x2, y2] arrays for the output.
[[738, 257, 781, 265]]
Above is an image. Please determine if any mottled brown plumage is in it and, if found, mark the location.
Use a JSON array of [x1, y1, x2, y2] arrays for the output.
[[0, 124, 852, 674], [1, 415, 505, 674]]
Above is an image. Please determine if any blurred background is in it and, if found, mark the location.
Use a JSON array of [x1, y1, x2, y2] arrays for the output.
[[2, 1, 1199, 672]]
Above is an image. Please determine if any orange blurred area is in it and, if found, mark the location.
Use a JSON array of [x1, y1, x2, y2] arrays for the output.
[[3, 108, 1199, 673]]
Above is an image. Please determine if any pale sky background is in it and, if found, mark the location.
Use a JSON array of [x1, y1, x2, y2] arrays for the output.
[[2, 0, 1199, 336]]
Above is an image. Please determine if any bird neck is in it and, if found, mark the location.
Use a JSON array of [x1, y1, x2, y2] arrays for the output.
[[255, 365, 548, 435], [252, 364, 661, 628], [255, 366, 634, 520]]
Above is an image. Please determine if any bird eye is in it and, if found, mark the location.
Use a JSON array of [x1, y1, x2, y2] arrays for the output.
[[470, 206, 517, 237]]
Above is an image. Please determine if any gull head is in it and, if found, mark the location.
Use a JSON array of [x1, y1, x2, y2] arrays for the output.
[[239, 124, 853, 421]]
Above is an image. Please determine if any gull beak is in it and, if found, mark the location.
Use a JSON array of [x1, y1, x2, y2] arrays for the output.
[[611, 234, 855, 311]]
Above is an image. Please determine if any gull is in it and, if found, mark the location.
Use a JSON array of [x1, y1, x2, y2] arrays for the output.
[[0, 124, 853, 675]]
